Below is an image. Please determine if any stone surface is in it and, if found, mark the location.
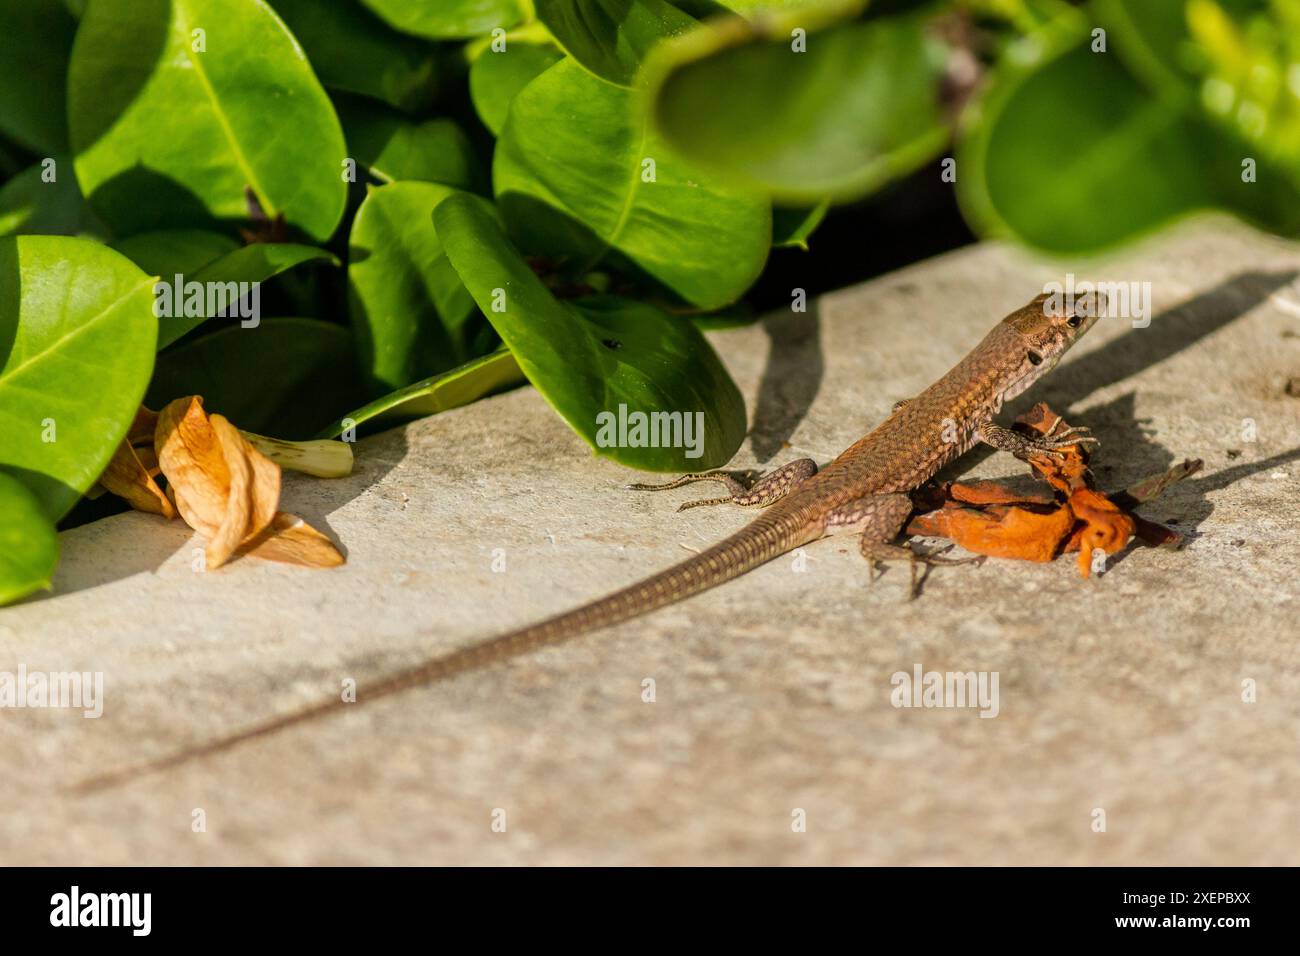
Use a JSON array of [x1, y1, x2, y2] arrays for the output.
[[2, 217, 1298, 865]]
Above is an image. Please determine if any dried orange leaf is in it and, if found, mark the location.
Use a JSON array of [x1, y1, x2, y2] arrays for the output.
[[99, 439, 176, 519], [910, 502, 1075, 563], [948, 479, 1055, 507], [1063, 488, 1137, 578], [243, 512, 345, 568], [156, 397, 232, 536], [155, 397, 282, 569], [127, 405, 159, 446]]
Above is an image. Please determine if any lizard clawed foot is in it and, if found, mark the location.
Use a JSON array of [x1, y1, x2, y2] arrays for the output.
[[627, 471, 750, 509], [980, 421, 1100, 463], [627, 459, 817, 511], [860, 539, 984, 599]]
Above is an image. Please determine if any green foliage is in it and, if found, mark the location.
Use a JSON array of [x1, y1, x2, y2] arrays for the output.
[[648, 3, 947, 201], [435, 193, 748, 469], [68, 0, 348, 240], [494, 57, 772, 309], [348, 182, 487, 390], [958, 0, 1300, 252], [4, 0, 1300, 603], [0, 236, 156, 520], [0, 472, 59, 606]]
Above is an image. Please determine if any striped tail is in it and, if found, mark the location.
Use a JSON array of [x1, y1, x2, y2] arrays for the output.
[[75, 508, 813, 792]]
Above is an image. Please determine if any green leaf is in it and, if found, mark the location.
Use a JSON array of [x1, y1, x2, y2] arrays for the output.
[[152, 243, 340, 349], [494, 58, 770, 310], [317, 348, 524, 438], [535, 0, 697, 85], [436, 192, 746, 470], [270, 0, 440, 112], [338, 97, 479, 189], [0, 236, 158, 520], [0, 160, 100, 237], [359, 0, 524, 39], [1093, 0, 1203, 102], [0, 0, 77, 154], [772, 201, 828, 250], [469, 42, 565, 136], [647, 7, 947, 203], [957, 34, 1300, 254], [146, 317, 364, 439], [0, 472, 59, 606], [113, 229, 241, 278], [68, 0, 348, 241], [349, 182, 488, 391]]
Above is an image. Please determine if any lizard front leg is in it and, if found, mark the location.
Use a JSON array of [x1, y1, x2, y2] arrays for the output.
[[825, 493, 982, 596], [627, 458, 817, 511], [979, 417, 1098, 462]]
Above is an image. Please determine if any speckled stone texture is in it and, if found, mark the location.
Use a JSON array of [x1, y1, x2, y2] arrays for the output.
[[2, 217, 1297, 865]]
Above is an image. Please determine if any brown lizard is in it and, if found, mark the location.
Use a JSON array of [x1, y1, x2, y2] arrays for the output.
[[78, 291, 1102, 790]]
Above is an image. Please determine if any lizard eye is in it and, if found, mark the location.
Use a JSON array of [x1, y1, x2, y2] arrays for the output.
[[1066, 315, 1082, 328], [1027, 350, 1043, 366]]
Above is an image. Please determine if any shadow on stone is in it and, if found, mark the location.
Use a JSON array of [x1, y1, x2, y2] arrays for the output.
[[748, 302, 823, 463]]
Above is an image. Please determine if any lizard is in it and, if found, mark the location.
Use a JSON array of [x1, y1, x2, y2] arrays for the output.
[[77, 290, 1102, 791]]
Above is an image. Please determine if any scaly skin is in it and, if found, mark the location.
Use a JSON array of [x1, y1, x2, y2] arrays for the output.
[[77, 291, 1102, 790]]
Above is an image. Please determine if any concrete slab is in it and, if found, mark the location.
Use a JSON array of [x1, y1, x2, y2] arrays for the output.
[[2, 216, 1298, 864]]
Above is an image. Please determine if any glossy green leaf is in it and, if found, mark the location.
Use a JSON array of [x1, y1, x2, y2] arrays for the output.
[[1093, 0, 1202, 101], [146, 317, 363, 439], [648, 8, 946, 203], [958, 35, 1300, 254], [495, 58, 770, 310], [270, 0, 440, 112], [772, 201, 828, 250], [0, 472, 59, 606], [151, 242, 339, 349], [0, 160, 99, 237], [535, 0, 697, 85], [0, 236, 157, 519], [1096, 0, 1300, 187], [0, 141, 25, 181], [436, 192, 746, 470], [113, 229, 241, 278], [469, 43, 565, 136], [338, 97, 479, 189], [317, 348, 524, 438], [68, 0, 348, 241], [349, 182, 487, 391], [359, 0, 524, 39], [0, 0, 76, 154]]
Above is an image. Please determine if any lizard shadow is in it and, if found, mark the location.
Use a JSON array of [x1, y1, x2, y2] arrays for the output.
[[747, 302, 824, 464], [924, 268, 1300, 578], [951, 268, 1296, 478]]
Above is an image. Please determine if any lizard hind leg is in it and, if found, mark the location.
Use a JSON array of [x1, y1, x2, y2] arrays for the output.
[[627, 458, 817, 512], [825, 492, 982, 598]]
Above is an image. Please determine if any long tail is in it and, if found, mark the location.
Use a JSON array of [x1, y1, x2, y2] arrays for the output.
[[74, 508, 814, 792]]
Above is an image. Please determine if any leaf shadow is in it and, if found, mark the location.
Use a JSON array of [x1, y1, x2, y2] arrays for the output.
[[747, 302, 824, 463]]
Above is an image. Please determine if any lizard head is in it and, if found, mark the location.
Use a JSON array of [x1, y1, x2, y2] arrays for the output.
[[997, 289, 1105, 399]]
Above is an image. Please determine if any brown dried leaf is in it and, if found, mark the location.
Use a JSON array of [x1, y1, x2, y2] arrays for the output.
[[909, 501, 1075, 563], [156, 397, 281, 568], [242, 512, 345, 568], [156, 397, 233, 536], [910, 403, 1198, 577], [99, 439, 176, 519], [127, 406, 159, 446]]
